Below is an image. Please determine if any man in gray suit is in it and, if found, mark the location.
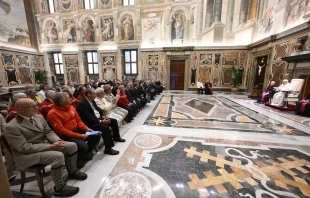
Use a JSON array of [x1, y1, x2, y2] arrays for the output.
[[3, 98, 87, 197]]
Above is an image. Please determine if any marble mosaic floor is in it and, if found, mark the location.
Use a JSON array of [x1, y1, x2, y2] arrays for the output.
[[7, 91, 310, 198]]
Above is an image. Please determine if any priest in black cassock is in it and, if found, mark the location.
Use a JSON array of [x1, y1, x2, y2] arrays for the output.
[[296, 91, 310, 117], [257, 81, 276, 103]]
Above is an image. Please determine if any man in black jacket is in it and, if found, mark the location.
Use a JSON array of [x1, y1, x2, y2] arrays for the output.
[[125, 83, 141, 110], [132, 82, 147, 107], [138, 81, 147, 98], [76, 89, 125, 155], [144, 80, 157, 100]]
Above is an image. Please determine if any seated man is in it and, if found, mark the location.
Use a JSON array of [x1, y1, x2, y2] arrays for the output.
[[144, 80, 157, 100], [296, 91, 310, 117], [76, 89, 125, 155], [3, 98, 87, 197], [47, 92, 101, 168], [204, 80, 213, 95], [27, 89, 42, 105], [197, 80, 204, 95], [39, 90, 55, 119], [118, 85, 138, 120], [125, 83, 143, 109], [103, 85, 130, 123], [62, 88, 78, 108], [95, 88, 124, 126], [8, 93, 42, 122], [37, 84, 48, 101], [132, 82, 147, 107], [155, 79, 164, 93], [138, 81, 147, 99], [257, 81, 276, 103], [271, 79, 292, 106], [76, 86, 86, 101]]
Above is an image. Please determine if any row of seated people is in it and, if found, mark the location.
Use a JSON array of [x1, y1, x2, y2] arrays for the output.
[[257, 79, 310, 117], [196, 80, 213, 95], [1, 80, 163, 197]]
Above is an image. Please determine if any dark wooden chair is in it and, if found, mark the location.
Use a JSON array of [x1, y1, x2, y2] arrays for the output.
[[1, 135, 48, 198]]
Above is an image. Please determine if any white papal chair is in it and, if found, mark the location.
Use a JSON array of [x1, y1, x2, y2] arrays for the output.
[[283, 79, 304, 107]]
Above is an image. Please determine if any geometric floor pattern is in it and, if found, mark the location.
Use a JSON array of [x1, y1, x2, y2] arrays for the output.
[[8, 91, 310, 198]]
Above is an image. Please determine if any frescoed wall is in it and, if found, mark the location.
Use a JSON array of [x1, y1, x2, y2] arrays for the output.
[[0, 0, 30, 46]]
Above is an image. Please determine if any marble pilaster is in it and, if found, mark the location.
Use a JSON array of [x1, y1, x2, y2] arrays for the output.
[[238, 0, 249, 26], [225, 0, 235, 32], [78, 50, 85, 84], [214, 0, 222, 22], [205, 0, 214, 29], [258, 0, 265, 24]]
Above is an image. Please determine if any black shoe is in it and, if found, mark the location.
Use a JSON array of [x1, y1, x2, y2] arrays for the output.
[[113, 137, 126, 142], [8, 174, 16, 182], [54, 184, 79, 197], [68, 170, 88, 181], [104, 149, 119, 155], [82, 153, 93, 161], [77, 160, 85, 169]]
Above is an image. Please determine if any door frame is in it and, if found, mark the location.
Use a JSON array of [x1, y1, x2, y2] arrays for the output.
[[166, 54, 190, 90]]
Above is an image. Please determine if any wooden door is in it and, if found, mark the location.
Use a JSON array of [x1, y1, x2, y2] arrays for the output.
[[170, 60, 185, 90]]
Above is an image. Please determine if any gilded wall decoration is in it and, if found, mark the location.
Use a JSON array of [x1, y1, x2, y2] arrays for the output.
[[65, 56, 78, 67], [199, 54, 212, 65], [18, 68, 32, 84], [215, 53, 221, 65], [171, 10, 186, 42], [222, 52, 238, 65], [48, 54, 55, 75], [159, 67, 164, 83], [102, 56, 115, 66], [270, 62, 286, 86], [30, 56, 40, 67], [213, 67, 220, 86], [239, 52, 247, 67], [81, 17, 95, 42], [1, 53, 14, 66], [142, 67, 147, 80], [16, 55, 29, 66], [67, 68, 79, 83], [46, 21, 58, 44], [148, 55, 159, 66], [121, 15, 134, 41], [222, 67, 232, 85], [4, 68, 18, 85], [273, 43, 289, 60], [101, 17, 114, 41], [62, 19, 77, 43], [148, 68, 158, 81], [104, 68, 116, 80], [198, 67, 211, 83]]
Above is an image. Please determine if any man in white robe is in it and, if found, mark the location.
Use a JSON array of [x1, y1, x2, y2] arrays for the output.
[[271, 79, 293, 106]]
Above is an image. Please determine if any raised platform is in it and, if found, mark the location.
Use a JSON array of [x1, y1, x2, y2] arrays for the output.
[[265, 102, 296, 111]]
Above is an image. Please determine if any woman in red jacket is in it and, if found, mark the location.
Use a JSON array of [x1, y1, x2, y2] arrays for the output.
[[117, 85, 136, 122]]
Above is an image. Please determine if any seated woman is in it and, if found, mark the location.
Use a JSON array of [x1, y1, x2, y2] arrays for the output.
[[197, 80, 204, 95], [296, 92, 310, 117], [204, 80, 213, 95], [257, 81, 276, 103], [27, 89, 42, 105]]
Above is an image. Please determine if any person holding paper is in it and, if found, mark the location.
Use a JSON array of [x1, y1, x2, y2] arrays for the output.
[[271, 79, 293, 106], [76, 89, 126, 155], [47, 92, 101, 168]]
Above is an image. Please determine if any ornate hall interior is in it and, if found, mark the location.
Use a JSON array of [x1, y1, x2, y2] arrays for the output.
[[0, 0, 310, 198]]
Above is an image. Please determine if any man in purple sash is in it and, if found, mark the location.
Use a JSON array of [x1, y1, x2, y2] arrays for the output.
[[257, 81, 276, 103]]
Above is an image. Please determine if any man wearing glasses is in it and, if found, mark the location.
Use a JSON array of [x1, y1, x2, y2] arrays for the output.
[[3, 98, 87, 197]]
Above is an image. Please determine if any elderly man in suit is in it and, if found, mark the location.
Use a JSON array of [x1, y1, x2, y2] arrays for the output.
[[3, 98, 87, 197], [76, 89, 125, 155]]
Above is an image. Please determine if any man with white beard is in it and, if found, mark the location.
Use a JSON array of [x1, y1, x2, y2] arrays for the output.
[[271, 79, 292, 106]]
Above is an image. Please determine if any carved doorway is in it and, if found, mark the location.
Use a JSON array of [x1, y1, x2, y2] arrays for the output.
[[170, 60, 185, 90], [250, 56, 268, 97]]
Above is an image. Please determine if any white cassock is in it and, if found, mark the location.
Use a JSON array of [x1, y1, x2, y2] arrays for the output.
[[197, 82, 204, 88], [271, 83, 293, 106]]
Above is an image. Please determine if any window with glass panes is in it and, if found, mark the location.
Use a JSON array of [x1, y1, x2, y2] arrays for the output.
[[123, 0, 135, 6], [53, 53, 64, 74], [124, 50, 137, 75], [87, 52, 99, 74], [48, 0, 55, 13], [84, 0, 95, 9]]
